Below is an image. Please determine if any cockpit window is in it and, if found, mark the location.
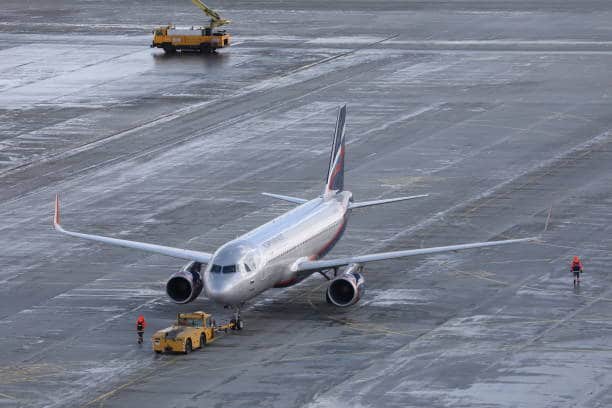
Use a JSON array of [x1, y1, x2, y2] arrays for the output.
[[211, 264, 222, 274], [222, 265, 236, 274], [244, 263, 251, 272]]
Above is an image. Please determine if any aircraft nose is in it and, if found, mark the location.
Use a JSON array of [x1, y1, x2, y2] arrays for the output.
[[205, 274, 239, 304]]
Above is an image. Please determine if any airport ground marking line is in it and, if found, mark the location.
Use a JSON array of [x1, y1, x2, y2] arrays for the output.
[[0, 52, 383, 212], [306, 296, 411, 336], [305, 281, 418, 336], [282, 34, 399, 77], [467, 286, 612, 388], [17, 66, 612, 404], [0, 392, 17, 400], [82, 357, 179, 407], [84, 350, 379, 406], [450, 259, 612, 304], [0, 33, 399, 187], [465, 128, 608, 215]]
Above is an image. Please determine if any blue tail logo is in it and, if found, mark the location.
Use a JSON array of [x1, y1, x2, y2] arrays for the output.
[[325, 105, 346, 194]]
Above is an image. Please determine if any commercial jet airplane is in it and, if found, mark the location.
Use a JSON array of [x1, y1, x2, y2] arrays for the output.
[[54, 105, 535, 329]]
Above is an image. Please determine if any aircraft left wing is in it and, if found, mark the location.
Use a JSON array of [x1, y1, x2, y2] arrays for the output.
[[53, 194, 213, 264], [293, 236, 536, 272]]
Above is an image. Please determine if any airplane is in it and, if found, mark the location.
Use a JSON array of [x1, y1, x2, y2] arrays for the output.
[[53, 105, 536, 329]]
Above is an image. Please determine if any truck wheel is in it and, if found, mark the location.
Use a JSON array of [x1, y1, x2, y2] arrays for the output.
[[184, 339, 192, 354], [154, 350, 162, 354], [200, 334, 206, 349]]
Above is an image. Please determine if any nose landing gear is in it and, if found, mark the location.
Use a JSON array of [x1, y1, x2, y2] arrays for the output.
[[229, 306, 244, 330]]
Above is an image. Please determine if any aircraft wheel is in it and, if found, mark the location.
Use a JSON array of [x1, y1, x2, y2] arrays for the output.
[[236, 319, 244, 331]]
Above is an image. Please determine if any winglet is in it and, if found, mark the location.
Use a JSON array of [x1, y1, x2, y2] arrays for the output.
[[54, 193, 61, 228]]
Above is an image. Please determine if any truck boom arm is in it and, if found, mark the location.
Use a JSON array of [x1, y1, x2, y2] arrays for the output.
[[191, 0, 231, 29]]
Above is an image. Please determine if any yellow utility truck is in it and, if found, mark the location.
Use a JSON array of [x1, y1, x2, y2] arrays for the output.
[[152, 311, 233, 354], [151, 0, 231, 53]]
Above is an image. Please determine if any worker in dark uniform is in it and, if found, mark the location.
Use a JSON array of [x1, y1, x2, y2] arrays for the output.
[[571, 256, 583, 286], [136, 315, 147, 345]]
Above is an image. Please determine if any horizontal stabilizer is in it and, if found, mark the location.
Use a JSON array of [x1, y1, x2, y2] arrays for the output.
[[261, 192, 308, 205], [349, 194, 429, 209]]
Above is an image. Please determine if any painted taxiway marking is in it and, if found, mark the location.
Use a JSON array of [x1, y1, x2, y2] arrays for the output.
[[281, 33, 398, 77], [0, 392, 16, 400], [82, 358, 179, 407], [306, 296, 414, 337], [275, 279, 414, 336]]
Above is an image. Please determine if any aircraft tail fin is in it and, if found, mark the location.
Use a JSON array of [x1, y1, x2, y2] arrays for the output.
[[325, 105, 347, 195]]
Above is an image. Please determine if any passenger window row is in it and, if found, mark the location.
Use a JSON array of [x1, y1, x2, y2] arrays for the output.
[[269, 220, 340, 262]]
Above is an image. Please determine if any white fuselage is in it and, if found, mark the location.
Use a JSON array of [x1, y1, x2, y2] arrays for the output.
[[203, 191, 352, 306]]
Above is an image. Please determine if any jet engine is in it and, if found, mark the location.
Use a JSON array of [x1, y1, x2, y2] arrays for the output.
[[326, 264, 365, 307], [166, 261, 203, 304]]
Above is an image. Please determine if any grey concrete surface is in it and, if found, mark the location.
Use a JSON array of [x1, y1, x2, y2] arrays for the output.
[[2, 1, 612, 407]]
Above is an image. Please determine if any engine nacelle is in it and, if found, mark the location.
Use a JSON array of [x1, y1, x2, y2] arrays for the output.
[[166, 262, 203, 304], [326, 264, 365, 307]]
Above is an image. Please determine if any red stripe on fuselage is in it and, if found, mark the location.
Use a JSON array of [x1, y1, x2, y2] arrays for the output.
[[274, 207, 348, 288], [313, 213, 348, 260], [327, 146, 345, 190]]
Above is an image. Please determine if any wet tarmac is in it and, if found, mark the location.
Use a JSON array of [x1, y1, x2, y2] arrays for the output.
[[2, 1, 612, 407]]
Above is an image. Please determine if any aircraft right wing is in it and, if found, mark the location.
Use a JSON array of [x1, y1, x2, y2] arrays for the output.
[[53, 194, 213, 264], [293, 236, 537, 272]]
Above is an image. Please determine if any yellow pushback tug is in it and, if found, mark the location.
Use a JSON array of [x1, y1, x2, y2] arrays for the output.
[[151, 0, 231, 53], [152, 311, 235, 354]]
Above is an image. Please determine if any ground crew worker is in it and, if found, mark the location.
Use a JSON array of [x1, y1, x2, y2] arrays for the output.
[[136, 315, 147, 344], [571, 256, 583, 286]]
